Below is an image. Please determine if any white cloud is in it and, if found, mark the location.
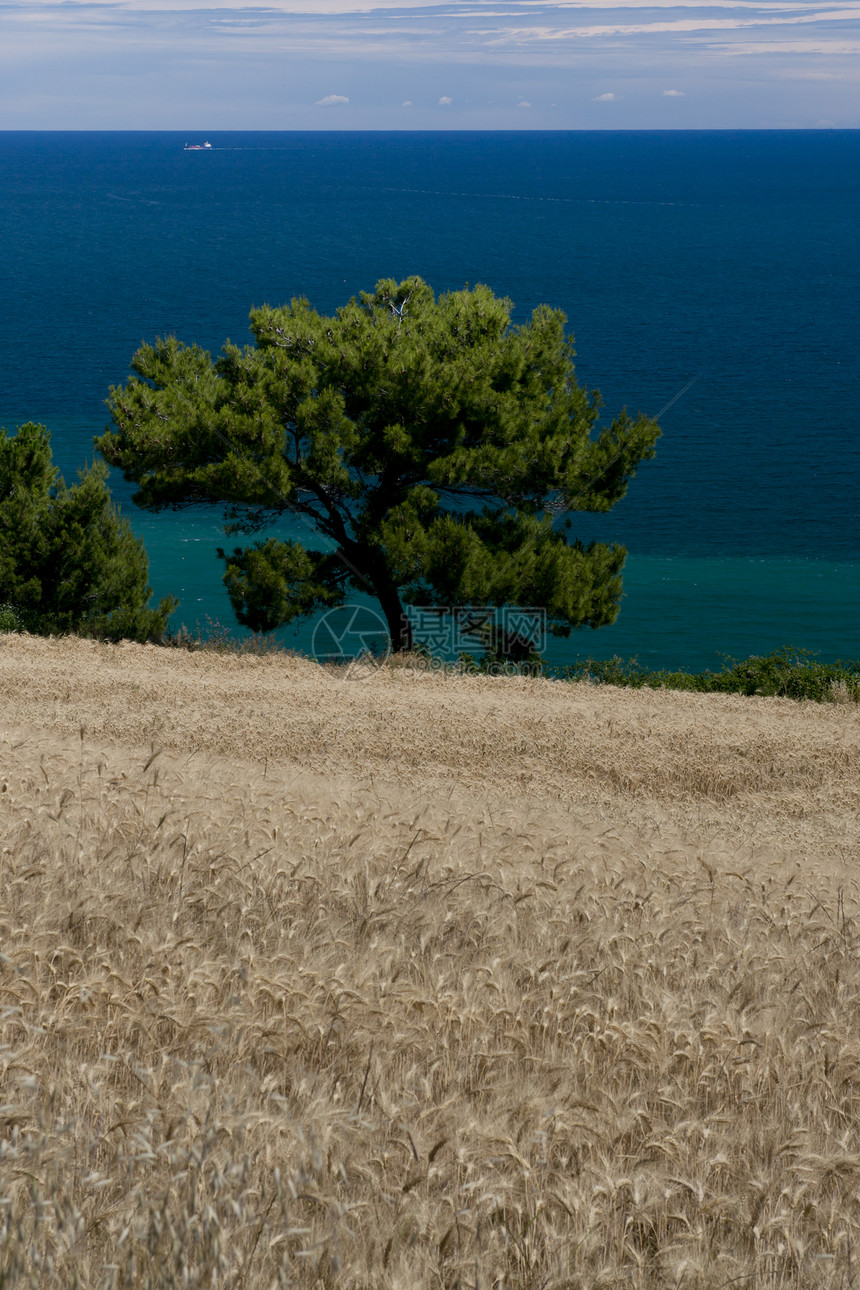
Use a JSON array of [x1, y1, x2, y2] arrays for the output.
[[711, 37, 860, 52], [485, 8, 860, 44], [3, 0, 860, 128]]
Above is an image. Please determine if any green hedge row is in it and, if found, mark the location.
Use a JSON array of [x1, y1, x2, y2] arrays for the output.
[[561, 647, 860, 703]]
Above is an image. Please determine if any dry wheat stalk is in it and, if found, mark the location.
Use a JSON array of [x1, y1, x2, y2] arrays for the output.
[[0, 635, 858, 1286]]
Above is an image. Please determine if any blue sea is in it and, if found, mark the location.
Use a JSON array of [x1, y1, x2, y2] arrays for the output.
[[1, 130, 858, 671]]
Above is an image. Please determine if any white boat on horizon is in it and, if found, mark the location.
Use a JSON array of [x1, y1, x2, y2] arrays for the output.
[[184, 141, 212, 151]]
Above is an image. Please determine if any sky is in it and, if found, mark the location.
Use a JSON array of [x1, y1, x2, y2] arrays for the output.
[[1, 0, 858, 129]]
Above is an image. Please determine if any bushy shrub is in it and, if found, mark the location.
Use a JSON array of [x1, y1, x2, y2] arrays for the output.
[[563, 647, 860, 703], [0, 603, 22, 633]]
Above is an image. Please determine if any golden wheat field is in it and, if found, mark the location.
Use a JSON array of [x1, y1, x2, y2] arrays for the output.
[[1, 632, 859, 1289]]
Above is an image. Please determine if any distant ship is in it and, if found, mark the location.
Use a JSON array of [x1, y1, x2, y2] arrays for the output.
[[184, 141, 212, 151]]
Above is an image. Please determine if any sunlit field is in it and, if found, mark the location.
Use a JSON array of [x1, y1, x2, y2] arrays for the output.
[[1, 633, 859, 1288]]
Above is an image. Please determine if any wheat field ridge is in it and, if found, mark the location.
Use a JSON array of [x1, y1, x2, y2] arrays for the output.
[[1, 634, 859, 1289]]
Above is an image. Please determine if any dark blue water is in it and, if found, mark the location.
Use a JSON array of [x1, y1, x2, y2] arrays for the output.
[[2, 131, 858, 669]]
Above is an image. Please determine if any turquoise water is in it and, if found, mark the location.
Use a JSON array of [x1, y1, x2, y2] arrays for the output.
[[1, 131, 858, 669], [605, 556, 860, 670], [126, 503, 859, 671], [145, 529, 860, 673]]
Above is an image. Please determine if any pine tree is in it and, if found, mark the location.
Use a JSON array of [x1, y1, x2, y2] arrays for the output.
[[99, 277, 659, 654], [0, 423, 176, 641]]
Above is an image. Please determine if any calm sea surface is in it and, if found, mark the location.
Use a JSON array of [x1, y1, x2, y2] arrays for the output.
[[1, 131, 858, 670]]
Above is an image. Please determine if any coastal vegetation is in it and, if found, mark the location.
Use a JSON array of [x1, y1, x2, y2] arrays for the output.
[[99, 276, 659, 656], [0, 632, 858, 1287], [0, 423, 174, 642], [562, 646, 860, 703]]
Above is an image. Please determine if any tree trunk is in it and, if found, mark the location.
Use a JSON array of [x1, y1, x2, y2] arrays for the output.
[[374, 580, 412, 653]]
